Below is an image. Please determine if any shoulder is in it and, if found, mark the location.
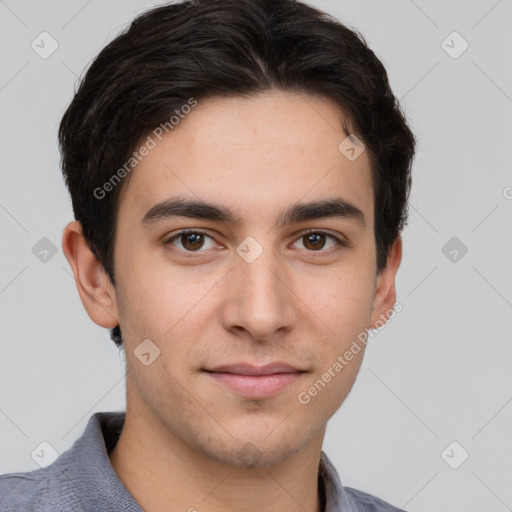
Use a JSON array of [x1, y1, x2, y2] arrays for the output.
[[345, 486, 408, 512], [319, 451, 407, 512], [0, 465, 82, 512]]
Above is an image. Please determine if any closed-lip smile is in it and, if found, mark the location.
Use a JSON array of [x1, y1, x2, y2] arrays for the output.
[[204, 362, 306, 398]]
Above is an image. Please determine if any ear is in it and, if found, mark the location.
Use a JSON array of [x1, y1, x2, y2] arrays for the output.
[[61, 221, 119, 329], [369, 235, 402, 328]]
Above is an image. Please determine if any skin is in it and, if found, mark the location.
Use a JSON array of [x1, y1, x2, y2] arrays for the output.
[[62, 90, 402, 512]]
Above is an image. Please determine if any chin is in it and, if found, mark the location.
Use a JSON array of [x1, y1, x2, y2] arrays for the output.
[[192, 423, 316, 469], [212, 440, 302, 468]]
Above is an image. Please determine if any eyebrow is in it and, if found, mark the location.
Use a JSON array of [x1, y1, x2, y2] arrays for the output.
[[139, 196, 366, 230]]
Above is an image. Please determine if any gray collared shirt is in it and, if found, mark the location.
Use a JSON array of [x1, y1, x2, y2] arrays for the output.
[[0, 412, 407, 511]]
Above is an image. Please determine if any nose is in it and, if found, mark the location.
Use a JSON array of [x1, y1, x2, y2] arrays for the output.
[[220, 243, 297, 342]]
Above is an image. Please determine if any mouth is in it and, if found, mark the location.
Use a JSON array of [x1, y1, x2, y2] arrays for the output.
[[203, 362, 306, 399]]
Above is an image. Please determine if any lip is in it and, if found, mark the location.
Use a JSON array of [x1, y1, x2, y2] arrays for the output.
[[207, 362, 303, 375], [204, 362, 306, 399]]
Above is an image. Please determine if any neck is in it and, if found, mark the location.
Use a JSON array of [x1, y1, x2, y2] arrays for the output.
[[109, 408, 325, 512]]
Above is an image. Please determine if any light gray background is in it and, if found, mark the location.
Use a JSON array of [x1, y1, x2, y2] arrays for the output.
[[1, 1, 511, 511]]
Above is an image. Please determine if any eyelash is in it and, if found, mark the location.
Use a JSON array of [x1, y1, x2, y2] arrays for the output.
[[164, 229, 347, 256]]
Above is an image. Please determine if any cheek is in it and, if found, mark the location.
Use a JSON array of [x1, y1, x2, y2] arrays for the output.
[[300, 265, 375, 407], [114, 247, 191, 330], [306, 267, 376, 332], [297, 288, 370, 418]]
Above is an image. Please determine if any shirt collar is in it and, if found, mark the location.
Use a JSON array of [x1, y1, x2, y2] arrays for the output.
[[62, 411, 143, 511], [61, 411, 354, 512]]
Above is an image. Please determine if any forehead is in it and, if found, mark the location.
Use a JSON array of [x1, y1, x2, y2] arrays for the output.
[[118, 91, 374, 229]]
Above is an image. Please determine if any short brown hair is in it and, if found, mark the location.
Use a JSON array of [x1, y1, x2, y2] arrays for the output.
[[58, 0, 416, 347]]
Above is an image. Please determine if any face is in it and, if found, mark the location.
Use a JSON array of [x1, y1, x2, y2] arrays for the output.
[[66, 90, 401, 467]]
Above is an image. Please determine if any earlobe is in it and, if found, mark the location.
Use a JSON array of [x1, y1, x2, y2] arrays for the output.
[[369, 236, 402, 329], [61, 221, 119, 329]]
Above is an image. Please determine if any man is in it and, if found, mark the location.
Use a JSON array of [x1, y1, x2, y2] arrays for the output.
[[0, 0, 415, 510]]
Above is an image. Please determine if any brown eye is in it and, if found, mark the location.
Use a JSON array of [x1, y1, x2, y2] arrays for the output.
[[303, 232, 326, 250], [180, 232, 205, 251], [293, 230, 345, 253], [165, 230, 216, 253]]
